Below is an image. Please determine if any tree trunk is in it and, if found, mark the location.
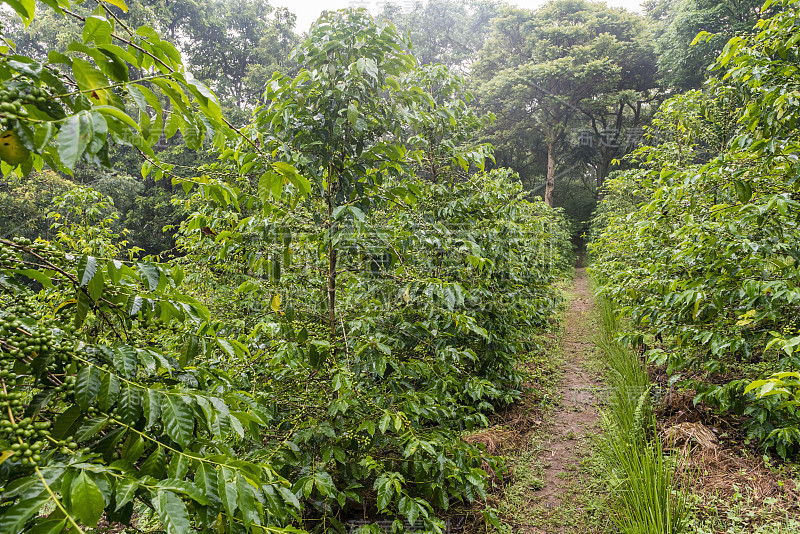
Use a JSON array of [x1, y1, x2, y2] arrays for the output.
[[544, 139, 555, 206], [328, 244, 337, 341], [326, 166, 337, 343], [597, 160, 609, 191]]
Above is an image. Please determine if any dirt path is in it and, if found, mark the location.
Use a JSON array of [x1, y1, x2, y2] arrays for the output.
[[477, 268, 607, 533], [530, 267, 602, 530]]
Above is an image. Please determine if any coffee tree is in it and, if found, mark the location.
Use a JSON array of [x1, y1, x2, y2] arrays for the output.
[[173, 9, 571, 530], [591, 0, 800, 457], [0, 0, 313, 531]]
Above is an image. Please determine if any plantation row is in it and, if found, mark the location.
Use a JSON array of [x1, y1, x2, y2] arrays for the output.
[[590, 0, 800, 458], [0, 2, 573, 533]]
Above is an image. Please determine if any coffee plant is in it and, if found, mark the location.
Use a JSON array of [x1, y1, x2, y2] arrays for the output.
[[590, 0, 800, 458]]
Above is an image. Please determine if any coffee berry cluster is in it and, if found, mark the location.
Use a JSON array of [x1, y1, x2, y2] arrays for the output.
[[0, 242, 22, 270], [0, 84, 48, 130], [0, 298, 79, 466], [0, 237, 65, 270], [0, 306, 72, 373]]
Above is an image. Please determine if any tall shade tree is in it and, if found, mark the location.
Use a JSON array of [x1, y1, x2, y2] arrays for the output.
[[179, 0, 298, 109], [380, 0, 500, 71], [473, 0, 658, 205]]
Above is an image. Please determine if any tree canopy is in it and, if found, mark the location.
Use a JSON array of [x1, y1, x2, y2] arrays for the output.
[[648, 0, 764, 89], [472, 0, 657, 227]]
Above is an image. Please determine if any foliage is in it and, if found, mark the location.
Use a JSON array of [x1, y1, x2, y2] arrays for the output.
[[648, 0, 764, 90], [380, 0, 500, 71], [595, 298, 687, 534], [0, 0, 304, 531], [590, 0, 800, 457], [166, 0, 298, 109], [0, 0, 238, 174], [47, 186, 141, 259], [177, 164, 572, 529], [0, 4, 573, 534], [472, 0, 659, 208], [0, 170, 74, 241], [171, 8, 572, 528], [2, 0, 298, 257], [7, 0, 298, 112]]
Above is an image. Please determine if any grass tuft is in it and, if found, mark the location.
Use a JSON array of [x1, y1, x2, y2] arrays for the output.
[[594, 297, 688, 534]]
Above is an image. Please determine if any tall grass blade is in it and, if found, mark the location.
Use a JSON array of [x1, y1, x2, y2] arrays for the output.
[[594, 296, 688, 533]]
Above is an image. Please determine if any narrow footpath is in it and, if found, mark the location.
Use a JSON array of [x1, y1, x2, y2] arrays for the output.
[[481, 268, 608, 533], [529, 267, 604, 532]]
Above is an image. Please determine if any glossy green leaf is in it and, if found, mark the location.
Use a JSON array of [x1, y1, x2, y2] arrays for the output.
[[314, 471, 335, 497], [69, 472, 105, 527], [93, 105, 140, 130], [137, 262, 161, 291], [71, 57, 110, 104], [97, 371, 120, 411], [140, 445, 167, 478], [113, 345, 138, 379], [75, 416, 109, 442], [161, 394, 194, 448], [155, 490, 191, 534], [57, 112, 92, 171], [5, 0, 35, 25], [0, 492, 49, 532], [82, 15, 112, 45], [115, 478, 139, 511], [144, 389, 162, 427], [117, 382, 142, 424], [156, 479, 208, 505], [12, 269, 54, 288], [734, 180, 753, 203], [52, 404, 82, 439], [75, 365, 101, 410], [26, 519, 66, 534], [195, 462, 222, 512]]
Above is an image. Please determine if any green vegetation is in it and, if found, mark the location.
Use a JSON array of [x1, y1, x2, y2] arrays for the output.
[[3, 0, 800, 531], [594, 299, 686, 534], [0, 1, 575, 532], [591, 0, 800, 459], [472, 1, 658, 203]]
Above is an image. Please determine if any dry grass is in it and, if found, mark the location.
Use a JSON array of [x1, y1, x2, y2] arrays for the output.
[[663, 421, 719, 450], [653, 381, 800, 531], [675, 444, 800, 510]]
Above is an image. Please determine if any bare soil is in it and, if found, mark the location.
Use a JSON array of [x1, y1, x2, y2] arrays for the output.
[[461, 268, 606, 534], [528, 268, 602, 525]]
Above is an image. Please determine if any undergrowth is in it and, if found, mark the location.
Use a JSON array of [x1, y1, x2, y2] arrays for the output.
[[685, 491, 800, 534], [594, 298, 688, 533]]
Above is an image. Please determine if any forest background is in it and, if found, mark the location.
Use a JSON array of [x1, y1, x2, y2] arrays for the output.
[[2, 0, 756, 254]]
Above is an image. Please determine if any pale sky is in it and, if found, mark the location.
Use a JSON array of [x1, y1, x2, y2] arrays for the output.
[[272, 0, 646, 34]]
